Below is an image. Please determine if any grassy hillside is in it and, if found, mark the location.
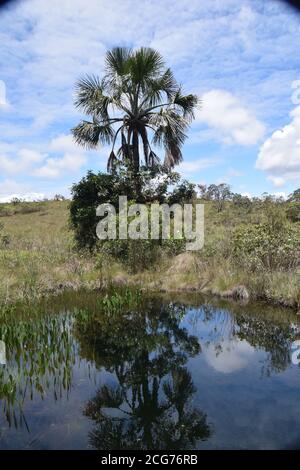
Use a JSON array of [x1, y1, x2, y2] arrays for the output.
[[0, 200, 95, 302], [0, 199, 299, 309]]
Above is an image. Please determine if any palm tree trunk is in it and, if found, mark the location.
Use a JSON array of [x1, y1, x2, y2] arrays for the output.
[[132, 128, 141, 199]]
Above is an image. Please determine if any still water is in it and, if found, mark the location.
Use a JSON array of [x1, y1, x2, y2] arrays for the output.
[[0, 291, 300, 450]]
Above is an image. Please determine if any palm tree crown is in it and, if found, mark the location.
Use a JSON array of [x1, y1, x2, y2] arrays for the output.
[[72, 47, 199, 174]]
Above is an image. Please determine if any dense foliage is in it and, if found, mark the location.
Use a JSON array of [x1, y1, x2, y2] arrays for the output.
[[70, 165, 189, 252], [233, 222, 300, 271]]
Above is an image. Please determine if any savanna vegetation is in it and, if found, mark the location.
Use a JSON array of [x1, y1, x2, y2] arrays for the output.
[[0, 47, 299, 311], [0, 185, 299, 309]]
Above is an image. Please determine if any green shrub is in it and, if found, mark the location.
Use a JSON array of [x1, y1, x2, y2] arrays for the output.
[[70, 167, 187, 250], [286, 202, 300, 223], [168, 180, 196, 205], [232, 222, 300, 271], [100, 205, 186, 272], [70, 171, 133, 249]]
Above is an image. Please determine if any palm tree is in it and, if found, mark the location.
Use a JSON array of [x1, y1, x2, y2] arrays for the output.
[[72, 47, 198, 183]]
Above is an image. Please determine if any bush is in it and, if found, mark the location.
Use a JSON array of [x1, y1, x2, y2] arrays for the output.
[[232, 222, 300, 271], [99, 204, 186, 272], [53, 194, 66, 201], [168, 180, 196, 205], [70, 167, 186, 250], [70, 171, 134, 249], [286, 202, 300, 223], [0, 223, 10, 248], [11, 197, 22, 205]]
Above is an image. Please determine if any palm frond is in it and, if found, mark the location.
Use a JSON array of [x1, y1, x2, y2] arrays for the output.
[[72, 47, 197, 174], [71, 120, 114, 149], [74, 75, 113, 119], [151, 108, 187, 167], [116, 130, 131, 161], [141, 68, 178, 108], [105, 47, 132, 77], [148, 150, 160, 167], [107, 150, 118, 172], [172, 90, 199, 121], [129, 47, 165, 86]]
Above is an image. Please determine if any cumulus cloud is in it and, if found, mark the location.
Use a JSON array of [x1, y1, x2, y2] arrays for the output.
[[0, 179, 46, 202], [0, 133, 87, 180], [32, 133, 87, 178], [49, 133, 79, 153], [204, 339, 254, 374], [33, 152, 86, 179], [0, 149, 44, 174], [195, 89, 265, 146], [0, 179, 31, 196], [0, 0, 299, 194], [256, 105, 300, 186]]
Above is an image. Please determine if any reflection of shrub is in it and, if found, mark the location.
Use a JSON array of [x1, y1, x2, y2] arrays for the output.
[[233, 223, 300, 271]]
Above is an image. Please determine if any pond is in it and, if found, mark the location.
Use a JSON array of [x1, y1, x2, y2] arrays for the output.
[[0, 290, 300, 450]]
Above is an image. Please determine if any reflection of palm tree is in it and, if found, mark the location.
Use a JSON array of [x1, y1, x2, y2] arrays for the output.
[[85, 367, 210, 450], [75, 300, 211, 449]]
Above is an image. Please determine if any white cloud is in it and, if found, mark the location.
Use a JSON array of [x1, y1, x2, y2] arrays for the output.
[[256, 105, 300, 186], [195, 89, 265, 146], [0, 134, 87, 180], [0, 180, 46, 202], [216, 168, 244, 184], [267, 176, 286, 188], [204, 339, 254, 374], [33, 152, 86, 178], [49, 133, 79, 153], [0, 0, 299, 195], [271, 191, 287, 200], [0, 149, 44, 174], [178, 157, 219, 174], [0, 179, 31, 196], [0, 192, 45, 203]]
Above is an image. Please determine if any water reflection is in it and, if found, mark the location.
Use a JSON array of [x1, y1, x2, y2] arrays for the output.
[[0, 293, 299, 449], [75, 300, 211, 449], [0, 313, 75, 431], [187, 302, 300, 376], [234, 310, 300, 375]]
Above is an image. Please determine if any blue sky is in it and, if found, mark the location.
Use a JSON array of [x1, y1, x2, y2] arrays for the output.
[[0, 0, 300, 201]]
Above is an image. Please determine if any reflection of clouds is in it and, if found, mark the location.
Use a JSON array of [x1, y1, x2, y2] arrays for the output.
[[204, 340, 255, 374]]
